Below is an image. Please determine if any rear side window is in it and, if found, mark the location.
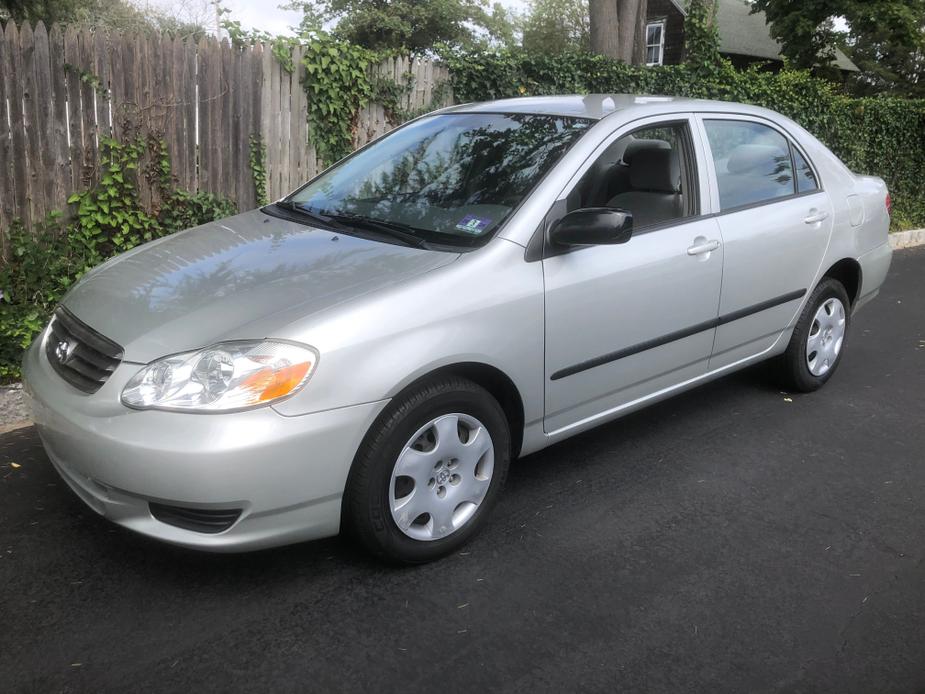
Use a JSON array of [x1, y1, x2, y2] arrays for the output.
[[793, 147, 819, 193], [704, 120, 795, 211]]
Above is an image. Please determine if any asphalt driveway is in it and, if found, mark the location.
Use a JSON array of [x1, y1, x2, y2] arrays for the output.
[[2, 248, 923, 693]]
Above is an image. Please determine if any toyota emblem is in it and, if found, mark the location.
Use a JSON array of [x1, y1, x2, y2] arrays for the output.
[[55, 339, 76, 364]]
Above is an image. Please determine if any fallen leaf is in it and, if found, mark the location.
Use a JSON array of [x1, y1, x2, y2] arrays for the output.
[[10, 462, 21, 469], [783, 397, 793, 403]]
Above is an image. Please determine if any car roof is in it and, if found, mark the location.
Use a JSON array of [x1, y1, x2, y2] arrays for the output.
[[441, 94, 781, 122]]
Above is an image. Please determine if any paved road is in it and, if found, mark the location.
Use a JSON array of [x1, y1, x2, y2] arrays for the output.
[[2, 248, 924, 694]]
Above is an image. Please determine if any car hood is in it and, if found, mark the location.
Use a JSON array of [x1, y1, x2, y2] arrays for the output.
[[61, 209, 460, 362]]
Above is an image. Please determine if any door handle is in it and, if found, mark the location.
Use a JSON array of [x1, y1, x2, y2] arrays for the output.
[[804, 211, 829, 224], [687, 239, 720, 256]]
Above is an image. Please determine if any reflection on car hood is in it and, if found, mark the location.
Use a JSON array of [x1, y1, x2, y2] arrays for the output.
[[61, 209, 460, 362]]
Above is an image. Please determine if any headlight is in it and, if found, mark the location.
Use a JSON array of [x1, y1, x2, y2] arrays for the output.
[[121, 341, 318, 412]]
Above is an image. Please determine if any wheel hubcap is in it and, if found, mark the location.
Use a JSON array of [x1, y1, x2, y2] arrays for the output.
[[389, 413, 494, 541], [806, 297, 846, 376]]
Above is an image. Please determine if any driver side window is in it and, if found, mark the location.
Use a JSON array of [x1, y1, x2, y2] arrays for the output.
[[566, 122, 698, 230]]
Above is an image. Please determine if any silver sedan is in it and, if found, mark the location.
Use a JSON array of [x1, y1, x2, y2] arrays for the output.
[[22, 95, 893, 562]]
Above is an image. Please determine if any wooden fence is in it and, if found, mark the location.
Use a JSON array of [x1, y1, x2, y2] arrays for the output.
[[0, 22, 453, 248]]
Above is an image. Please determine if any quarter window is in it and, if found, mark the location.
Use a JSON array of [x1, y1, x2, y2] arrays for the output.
[[646, 21, 665, 66], [793, 147, 819, 193], [704, 120, 795, 211]]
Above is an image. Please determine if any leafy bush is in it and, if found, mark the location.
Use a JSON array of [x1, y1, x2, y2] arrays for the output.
[[442, 49, 925, 231], [0, 136, 236, 381]]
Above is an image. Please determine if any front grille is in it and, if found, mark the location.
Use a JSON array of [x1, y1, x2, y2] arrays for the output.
[[149, 503, 243, 534], [45, 307, 123, 394]]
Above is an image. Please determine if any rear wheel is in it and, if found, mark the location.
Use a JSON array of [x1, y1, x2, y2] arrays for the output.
[[775, 278, 850, 392], [344, 377, 511, 563]]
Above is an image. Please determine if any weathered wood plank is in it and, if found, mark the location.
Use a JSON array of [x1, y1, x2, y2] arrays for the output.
[[92, 29, 110, 139], [106, 32, 124, 139], [169, 36, 186, 191], [197, 36, 212, 194], [10, 23, 33, 228], [278, 48, 291, 196], [220, 39, 233, 203], [62, 26, 82, 198], [0, 23, 17, 239], [249, 42, 264, 202], [133, 32, 151, 208], [22, 23, 46, 222], [231, 43, 246, 209], [33, 22, 57, 219], [77, 28, 98, 190], [268, 41, 281, 200], [182, 37, 197, 192], [47, 24, 70, 219], [208, 38, 222, 198], [114, 31, 134, 139]]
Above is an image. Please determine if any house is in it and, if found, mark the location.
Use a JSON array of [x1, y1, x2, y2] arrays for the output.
[[644, 0, 859, 72]]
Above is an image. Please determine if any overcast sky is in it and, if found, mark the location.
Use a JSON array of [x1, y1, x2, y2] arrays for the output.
[[158, 0, 530, 38]]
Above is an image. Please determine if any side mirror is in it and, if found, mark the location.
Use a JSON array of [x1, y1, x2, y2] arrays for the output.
[[549, 207, 633, 247]]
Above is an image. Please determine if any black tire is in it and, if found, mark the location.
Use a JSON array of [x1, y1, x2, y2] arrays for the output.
[[775, 278, 851, 393], [343, 376, 511, 564]]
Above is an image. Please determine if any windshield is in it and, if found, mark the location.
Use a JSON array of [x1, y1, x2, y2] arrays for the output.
[[286, 112, 592, 247]]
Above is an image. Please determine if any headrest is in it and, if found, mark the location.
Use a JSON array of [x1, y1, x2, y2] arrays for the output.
[[629, 147, 680, 193], [727, 144, 789, 175], [622, 138, 671, 164]]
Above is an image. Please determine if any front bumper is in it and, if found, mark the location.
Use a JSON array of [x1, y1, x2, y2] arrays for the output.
[[21, 330, 387, 552]]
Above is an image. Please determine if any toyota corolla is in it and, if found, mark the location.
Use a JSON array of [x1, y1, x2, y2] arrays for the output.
[[22, 95, 893, 562]]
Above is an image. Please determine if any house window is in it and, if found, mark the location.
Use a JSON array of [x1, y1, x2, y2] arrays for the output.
[[646, 20, 666, 66]]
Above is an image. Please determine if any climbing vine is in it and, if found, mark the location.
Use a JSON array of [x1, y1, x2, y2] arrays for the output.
[[684, 0, 722, 75], [249, 134, 268, 206], [301, 34, 373, 163], [1, 132, 236, 380]]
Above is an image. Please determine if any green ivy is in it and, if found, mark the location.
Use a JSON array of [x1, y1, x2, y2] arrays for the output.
[[249, 134, 269, 206], [66, 136, 161, 264], [370, 73, 453, 124], [301, 33, 373, 164], [684, 0, 722, 75], [1, 135, 236, 381]]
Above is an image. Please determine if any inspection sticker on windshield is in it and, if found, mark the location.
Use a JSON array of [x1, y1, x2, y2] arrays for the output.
[[455, 214, 492, 234]]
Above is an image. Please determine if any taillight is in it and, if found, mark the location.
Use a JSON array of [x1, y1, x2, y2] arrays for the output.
[[885, 193, 892, 217]]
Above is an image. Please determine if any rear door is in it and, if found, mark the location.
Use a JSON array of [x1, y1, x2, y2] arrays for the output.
[[543, 115, 724, 434], [696, 116, 834, 370]]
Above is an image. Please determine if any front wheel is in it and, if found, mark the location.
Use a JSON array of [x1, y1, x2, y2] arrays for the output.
[[344, 377, 511, 563], [775, 278, 851, 392]]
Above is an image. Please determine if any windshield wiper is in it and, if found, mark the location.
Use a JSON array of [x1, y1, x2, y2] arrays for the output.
[[327, 213, 431, 250], [272, 201, 352, 233]]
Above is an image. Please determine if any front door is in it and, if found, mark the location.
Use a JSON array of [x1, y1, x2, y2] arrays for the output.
[[542, 117, 724, 434]]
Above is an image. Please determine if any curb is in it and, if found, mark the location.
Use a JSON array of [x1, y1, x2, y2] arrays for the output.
[[0, 420, 30, 435], [890, 229, 925, 249]]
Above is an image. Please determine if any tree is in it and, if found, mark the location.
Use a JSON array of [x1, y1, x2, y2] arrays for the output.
[[1, 0, 87, 23], [0, 0, 209, 37], [752, 0, 925, 95], [589, 0, 647, 63], [843, 0, 925, 97], [522, 0, 590, 54], [282, 0, 517, 53]]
